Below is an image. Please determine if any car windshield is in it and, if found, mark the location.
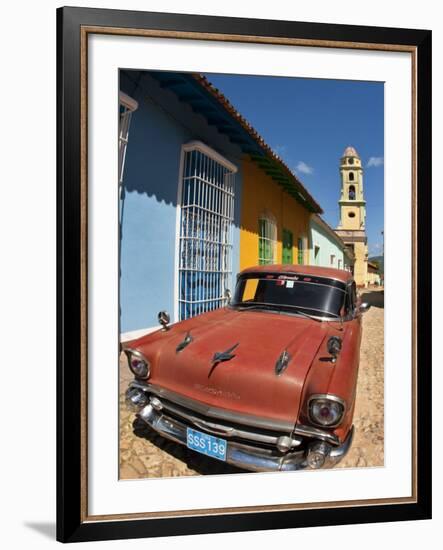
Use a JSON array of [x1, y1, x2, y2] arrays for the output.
[[232, 272, 347, 319]]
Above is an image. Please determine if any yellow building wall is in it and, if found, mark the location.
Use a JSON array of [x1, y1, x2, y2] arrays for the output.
[[341, 205, 361, 230], [240, 159, 311, 270], [353, 241, 368, 287]]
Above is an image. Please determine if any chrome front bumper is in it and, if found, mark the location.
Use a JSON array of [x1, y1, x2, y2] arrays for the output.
[[131, 397, 354, 473]]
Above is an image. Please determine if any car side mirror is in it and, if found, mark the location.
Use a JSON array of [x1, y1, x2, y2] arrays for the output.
[[359, 302, 370, 314], [327, 335, 342, 362], [158, 310, 170, 330], [224, 288, 232, 305]]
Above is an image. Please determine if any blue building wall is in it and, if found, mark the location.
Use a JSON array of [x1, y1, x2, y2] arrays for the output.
[[120, 71, 243, 333], [309, 217, 345, 270]]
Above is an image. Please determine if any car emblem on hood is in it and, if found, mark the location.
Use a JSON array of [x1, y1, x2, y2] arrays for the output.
[[208, 343, 239, 377]]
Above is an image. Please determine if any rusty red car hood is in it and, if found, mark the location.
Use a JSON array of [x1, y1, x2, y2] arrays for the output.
[[134, 308, 337, 426]]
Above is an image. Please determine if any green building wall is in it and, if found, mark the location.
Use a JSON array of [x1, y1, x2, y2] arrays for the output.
[[309, 216, 346, 270]]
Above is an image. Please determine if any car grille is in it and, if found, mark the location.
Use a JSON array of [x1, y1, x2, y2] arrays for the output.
[[147, 393, 294, 450]]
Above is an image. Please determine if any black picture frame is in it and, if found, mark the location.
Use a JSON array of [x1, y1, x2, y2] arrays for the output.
[[57, 6, 432, 543]]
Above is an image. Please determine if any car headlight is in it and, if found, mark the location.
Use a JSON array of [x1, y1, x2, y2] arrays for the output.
[[125, 349, 150, 379], [308, 395, 345, 427]]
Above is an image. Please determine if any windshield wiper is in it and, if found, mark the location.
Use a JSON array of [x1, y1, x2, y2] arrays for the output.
[[285, 307, 324, 322], [234, 302, 280, 312], [234, 302, 339, 321], [287, 306, 340, 321]]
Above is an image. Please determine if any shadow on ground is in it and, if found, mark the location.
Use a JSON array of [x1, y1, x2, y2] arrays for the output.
[[132, 418, 247, 476], [24, 522, 56, 540], [361, 289, 384, 309]]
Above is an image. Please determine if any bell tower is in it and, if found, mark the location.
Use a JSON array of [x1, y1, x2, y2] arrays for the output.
[[337, 146, 366, 230], [335, 146, 368, 287]]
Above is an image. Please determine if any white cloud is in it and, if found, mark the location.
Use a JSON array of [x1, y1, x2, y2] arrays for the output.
[[367, 156, 384, 168], [294, 161, 314, 175]]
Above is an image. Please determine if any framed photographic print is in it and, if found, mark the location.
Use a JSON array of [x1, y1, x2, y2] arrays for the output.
[[57, 6, 432, 543]]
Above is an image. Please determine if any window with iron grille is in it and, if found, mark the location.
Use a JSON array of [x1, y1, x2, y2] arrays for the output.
[[178, 142, 237, 321], [258, 212, 277, 265]]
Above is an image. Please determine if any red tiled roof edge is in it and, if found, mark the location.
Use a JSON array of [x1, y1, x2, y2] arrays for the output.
[[192, 74, 323, 214]]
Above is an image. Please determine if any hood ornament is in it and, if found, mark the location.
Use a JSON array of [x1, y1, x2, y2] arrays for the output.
[[212, 343, 239, 366], [176, 332, 193, 353], [208, 343, 239, 378], [275, 350, 291, 376]]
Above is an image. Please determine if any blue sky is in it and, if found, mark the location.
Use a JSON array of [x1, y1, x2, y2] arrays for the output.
[[205, 73, 384, 257]]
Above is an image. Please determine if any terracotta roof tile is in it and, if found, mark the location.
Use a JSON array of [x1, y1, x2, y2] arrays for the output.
[[192, 74, 323, 214]]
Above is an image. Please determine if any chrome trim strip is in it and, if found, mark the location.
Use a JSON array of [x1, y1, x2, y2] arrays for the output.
[[309, 393, 347, 408], [136, 405, 354, 472], [329, 425, 354, 460], [129, 380, 151, 391], [293, 424, 340, 446], [123, 348, 151, 379], [307, 394, 347, 429], [133, 382, 295, 433], [122, 348, 147, 360]]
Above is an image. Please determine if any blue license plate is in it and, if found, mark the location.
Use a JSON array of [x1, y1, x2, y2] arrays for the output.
[[186, 427, 227, 461]]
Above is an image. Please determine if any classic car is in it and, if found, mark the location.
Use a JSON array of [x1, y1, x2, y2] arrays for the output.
[[123, 264, 370, 472]]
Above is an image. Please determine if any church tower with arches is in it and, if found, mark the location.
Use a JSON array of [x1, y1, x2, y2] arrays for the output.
[[335, 146, 368, 287]]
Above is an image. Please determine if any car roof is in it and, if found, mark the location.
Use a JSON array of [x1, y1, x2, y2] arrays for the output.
[[239, 264, 353, 284]]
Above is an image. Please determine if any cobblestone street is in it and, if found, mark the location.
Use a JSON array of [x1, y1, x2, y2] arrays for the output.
[[336, 288, 384, 469], [119, 288, 384, 479]]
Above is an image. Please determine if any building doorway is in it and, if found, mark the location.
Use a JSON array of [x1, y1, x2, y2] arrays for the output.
[[282, 228, 293, 264]]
